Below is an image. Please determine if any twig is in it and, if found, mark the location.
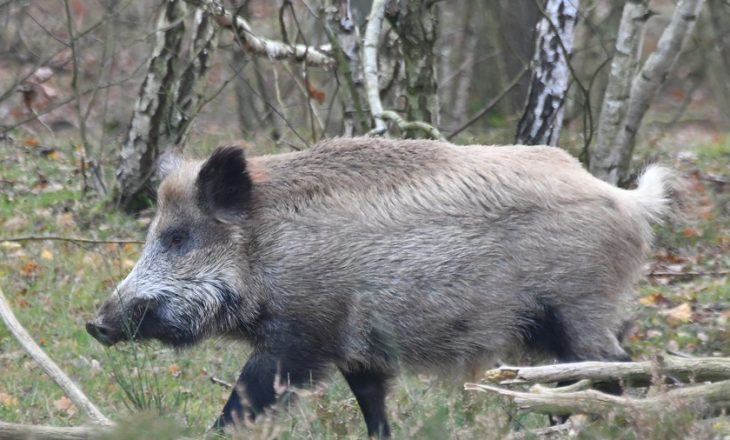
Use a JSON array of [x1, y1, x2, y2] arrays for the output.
[[0, 286, 112, 425], [649, 270, 730, 278], [182, 0, 334, 67], [210, 376, 233, 389], [377, 110, 445, 140], [0, 235, 143, 245], [504, 420, 578, 440], [448, 65, 529, 140], [362, 0, 387, 133]]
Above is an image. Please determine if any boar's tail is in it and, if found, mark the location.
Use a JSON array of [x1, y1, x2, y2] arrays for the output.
[[632, 165, 671, 224]]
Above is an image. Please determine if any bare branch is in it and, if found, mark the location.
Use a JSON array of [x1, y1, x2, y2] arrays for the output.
[[378, 110, 445, 141], [448, 65, 529, 140], [0, 235, 143, 245], [0, 286, 112, 425], [182, 0, 334, 67]]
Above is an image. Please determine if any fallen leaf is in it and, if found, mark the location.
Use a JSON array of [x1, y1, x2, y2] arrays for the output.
[[3, 216, 28, 232], [54, 396, 77, 415], [639, 292, 668, 306], [0, 242, 22, 249], [40, 248, 54, 261], [90, 359, 102, 375], [305, 79, 326, 104], [0, 392, 18, 408], [168, 363, 181, 377], [22, 136, 39, 147], [661, 302, 693, 327], [123, 259, 135, 270], [20, 260, 39, 277], [56, 212, 75, 229]]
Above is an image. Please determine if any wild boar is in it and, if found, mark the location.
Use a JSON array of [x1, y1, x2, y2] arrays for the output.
[[87, 138, 669, 437]]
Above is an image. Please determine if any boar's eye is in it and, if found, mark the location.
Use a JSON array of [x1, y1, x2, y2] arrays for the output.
[[160, 228, 191, 255]]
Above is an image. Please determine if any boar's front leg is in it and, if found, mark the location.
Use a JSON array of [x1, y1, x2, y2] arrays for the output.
[[340, 368, 391, 438], [212, 350, 326, 430]]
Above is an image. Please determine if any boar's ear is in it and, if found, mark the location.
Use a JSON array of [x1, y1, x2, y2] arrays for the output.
[[196, 146, 253, 220], [157, 146, 184, 180]]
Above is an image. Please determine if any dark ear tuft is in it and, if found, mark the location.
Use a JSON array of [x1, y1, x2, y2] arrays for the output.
[[197, 146, 253, 218]]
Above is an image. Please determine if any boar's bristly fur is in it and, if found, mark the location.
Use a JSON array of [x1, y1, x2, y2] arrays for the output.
[[88, 138, 670, 437]]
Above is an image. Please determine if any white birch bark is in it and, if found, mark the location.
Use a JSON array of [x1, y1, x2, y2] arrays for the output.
[[116, 0, 187, 211], [169, 8, 218, 146], [590, 0, 649, 182], [362, 0, 387, 133], [515, 0, 579, 146], [590, 0, 705, 184]]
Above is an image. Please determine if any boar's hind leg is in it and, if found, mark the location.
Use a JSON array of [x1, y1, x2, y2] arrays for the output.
[[340, 368, 391, 438], [213, 351, 327, 430]]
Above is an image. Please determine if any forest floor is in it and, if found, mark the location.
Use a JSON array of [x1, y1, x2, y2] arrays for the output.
[[0, 133, 728, 439]]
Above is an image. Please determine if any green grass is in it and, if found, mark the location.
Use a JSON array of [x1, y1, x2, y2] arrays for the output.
[[0, 135, 729, 438]]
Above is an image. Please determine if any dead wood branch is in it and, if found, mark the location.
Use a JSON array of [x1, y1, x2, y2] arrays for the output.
[[483, 356, 730, 385], [0, 235, 143, 245], [183, 0, 334, 67], [380, 111, 445, 141], [0, 421, 104, 440], [0, 286, 112, 425], [465, 379, 730, 416]]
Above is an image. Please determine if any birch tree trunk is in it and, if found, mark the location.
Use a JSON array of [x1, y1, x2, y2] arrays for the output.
[[590, 0, 705, 185], [515, 0, 579, 146], [116, 0, 188, 212], [169, 8, 218, 145], [325, 0, 368, 135], [705, 0, 730, 124], [116, 1, 218, 212], [386, 0, 440, 136]]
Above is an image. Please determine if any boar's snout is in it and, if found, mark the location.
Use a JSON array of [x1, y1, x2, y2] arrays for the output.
[[86, 299, 128, 346], [85, 319, 122, 346]]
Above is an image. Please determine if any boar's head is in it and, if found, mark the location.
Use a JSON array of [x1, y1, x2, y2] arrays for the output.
[[87, 146, 259, 348]]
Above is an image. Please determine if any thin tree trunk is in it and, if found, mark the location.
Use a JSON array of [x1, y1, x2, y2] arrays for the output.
[[589, 0, 649, 177], [324, 0, 368, 135], [116, 0, 187, 212], [168, 8, 218, 146], [706, 0, 730, 125], [590, 0, 705, 185], [387, 0, 440, 136], [515, 0, 579, 146], [450, 1, 478, 129]]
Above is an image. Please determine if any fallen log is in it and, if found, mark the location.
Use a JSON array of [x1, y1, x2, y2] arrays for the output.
[[465, 379, 730, 416], [0, 421, 103, 440], [484, 356, 730, 386]]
